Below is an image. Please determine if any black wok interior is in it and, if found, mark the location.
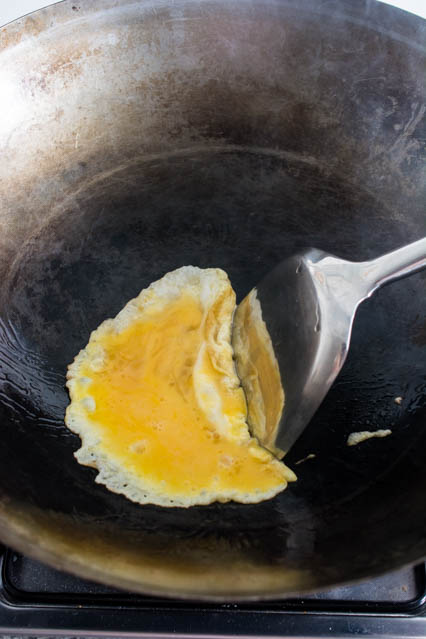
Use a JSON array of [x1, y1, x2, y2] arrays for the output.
[[0, 0, 425, 598]]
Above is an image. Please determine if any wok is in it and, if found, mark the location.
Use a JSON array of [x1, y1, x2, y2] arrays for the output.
[[0, 0, 425, 599]]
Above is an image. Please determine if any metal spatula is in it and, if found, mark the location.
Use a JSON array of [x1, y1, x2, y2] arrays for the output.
[[234, 238, 426, 456]]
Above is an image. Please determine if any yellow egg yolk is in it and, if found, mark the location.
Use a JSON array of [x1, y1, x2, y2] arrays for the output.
[[76, 294, 287, 498]]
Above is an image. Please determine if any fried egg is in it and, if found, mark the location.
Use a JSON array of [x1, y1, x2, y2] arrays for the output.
[[65, 266, 295, 507]]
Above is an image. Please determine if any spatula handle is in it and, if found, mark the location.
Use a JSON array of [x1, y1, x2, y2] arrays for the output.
[[361, 238, 426, 297]]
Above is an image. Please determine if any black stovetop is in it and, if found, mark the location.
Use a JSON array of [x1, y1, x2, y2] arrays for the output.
[[1, 547, 426, 637]]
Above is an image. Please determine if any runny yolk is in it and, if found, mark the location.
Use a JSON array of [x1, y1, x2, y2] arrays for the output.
[[77, 294, 287, 498]]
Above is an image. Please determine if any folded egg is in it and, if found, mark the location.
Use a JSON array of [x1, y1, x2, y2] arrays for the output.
[[65, 266, 295, 507], [232, 289, 285, 459]]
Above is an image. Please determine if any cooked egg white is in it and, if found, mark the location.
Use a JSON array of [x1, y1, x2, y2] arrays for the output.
[[65, 266, 295, 507], [347, 429, 392, 446]]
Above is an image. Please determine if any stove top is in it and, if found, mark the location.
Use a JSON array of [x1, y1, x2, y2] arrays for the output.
[[1, 547, 426, 637]]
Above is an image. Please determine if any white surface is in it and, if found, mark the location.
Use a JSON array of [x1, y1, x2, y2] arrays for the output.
[[378, 0, 426, 18], [0, 0, 425, 26], [0, 0, 60, 27]]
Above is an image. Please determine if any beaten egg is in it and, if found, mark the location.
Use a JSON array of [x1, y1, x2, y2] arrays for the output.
[[65, 266, 295, 507]]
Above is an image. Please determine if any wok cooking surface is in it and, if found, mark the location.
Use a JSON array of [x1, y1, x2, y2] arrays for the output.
[[0, 0, 425, 598], [1, 147, 425, 597]]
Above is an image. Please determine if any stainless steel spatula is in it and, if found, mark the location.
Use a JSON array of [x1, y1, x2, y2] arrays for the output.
[[234, 238, 426, 456]]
